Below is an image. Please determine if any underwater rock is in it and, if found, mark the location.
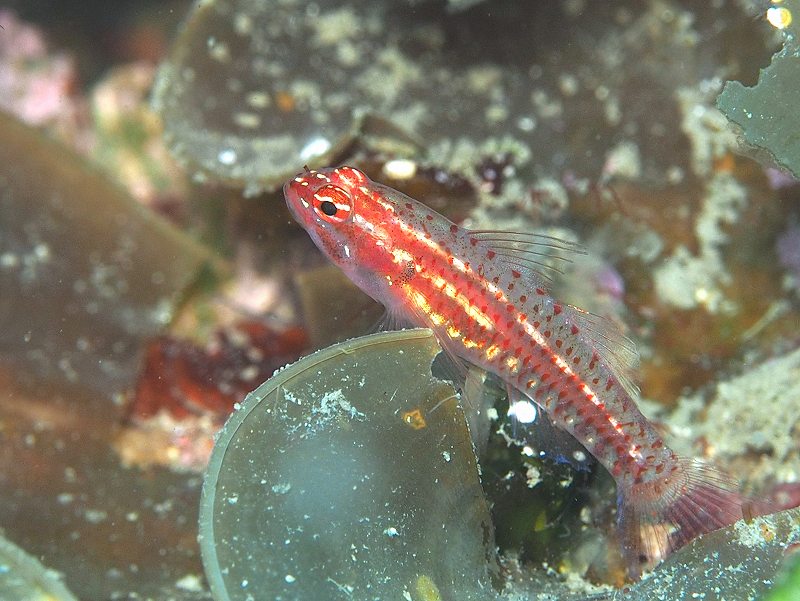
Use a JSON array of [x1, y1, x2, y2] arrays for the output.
[[128, 322, 308, 422], [599, 509, 800, 601], [90, 62, 192, 212], [154, 0, 770, 194], [0, 366, 212, 600], [687, 346, 800, 491]]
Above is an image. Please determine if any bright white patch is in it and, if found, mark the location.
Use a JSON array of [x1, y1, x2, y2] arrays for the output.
[[217, 148, 237, 165], [383, 159, 417, 180], [451, 256, 468, 272], [299, 136, 332, 161], [508, 399, 538, 424], [767, 6, 792, 29]]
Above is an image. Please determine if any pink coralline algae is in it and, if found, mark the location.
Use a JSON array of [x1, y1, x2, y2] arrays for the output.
[[0, 10, 88, 145]]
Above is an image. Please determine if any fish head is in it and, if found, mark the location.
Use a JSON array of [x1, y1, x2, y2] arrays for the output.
[[284, 165, 405, 301]]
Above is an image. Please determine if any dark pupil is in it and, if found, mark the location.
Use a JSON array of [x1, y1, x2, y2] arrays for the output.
[[319, 200, 338, 216]]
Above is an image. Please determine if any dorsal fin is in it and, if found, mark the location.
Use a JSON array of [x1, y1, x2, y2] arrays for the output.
[[469, 229, 586, 287], [564, 304, 640, 398]]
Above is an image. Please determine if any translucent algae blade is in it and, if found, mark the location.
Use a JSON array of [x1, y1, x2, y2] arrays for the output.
[[717, 0, 800, 178], [200, 329, 502, 601], [152, 0, 358, 193], [0, 111, 217, 393], [0, 535, 79, 601]]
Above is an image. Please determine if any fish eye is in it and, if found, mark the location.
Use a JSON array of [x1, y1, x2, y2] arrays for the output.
[[319, 200, 337, 216], [312, 184, 353, 223]]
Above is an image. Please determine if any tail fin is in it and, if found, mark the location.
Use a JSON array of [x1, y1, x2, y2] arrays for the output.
[[617, 459, 749, 578]]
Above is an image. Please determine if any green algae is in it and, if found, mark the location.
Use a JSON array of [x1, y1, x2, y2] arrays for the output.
[[717, 0, 800, 178], [0, 111, 219, 393], [0, 535, 79, 601], [760, 552, 800, 601], [200, 329, 501, 601]]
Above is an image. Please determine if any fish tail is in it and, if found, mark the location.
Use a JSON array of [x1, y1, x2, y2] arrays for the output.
[[617, 458, 750, 578]]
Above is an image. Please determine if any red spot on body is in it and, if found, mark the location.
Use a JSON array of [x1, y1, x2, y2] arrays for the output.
[[535, 288, 545, 295], [553, 304, 562, 315], [470, 237, 478, 246], [506, 304, 514, 312], [571, 325, 579, 335], [543, 330, 551, 338], [572, 356, 581, 365], [555, 339, 563, 348], [426, 214, 433, 221], [450, 224, 458, 233], [405, 202, 413, 210], [511, 270, 521, 279], [487, 250, 496, 259]]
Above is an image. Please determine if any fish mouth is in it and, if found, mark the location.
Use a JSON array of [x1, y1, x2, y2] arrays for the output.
[[283, 175, 311, 226]]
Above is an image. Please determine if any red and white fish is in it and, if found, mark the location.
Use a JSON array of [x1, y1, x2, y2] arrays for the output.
[[284, 165, 748, 576]]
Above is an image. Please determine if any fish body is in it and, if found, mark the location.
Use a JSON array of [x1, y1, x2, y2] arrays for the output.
[[284, 165, 746, 574]]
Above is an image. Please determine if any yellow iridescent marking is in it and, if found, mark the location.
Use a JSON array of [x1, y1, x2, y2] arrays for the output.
[[429, 311, 446, 326], [462, 337, 481, 349], [506, 356, 520, 372], [485, 344, 501, 361], [406, 276, 494, 332], [402, 408, 427, 430], [411, 290, 431, 313], [446, 324, 461, 338], [391, 247, 415, 265]]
